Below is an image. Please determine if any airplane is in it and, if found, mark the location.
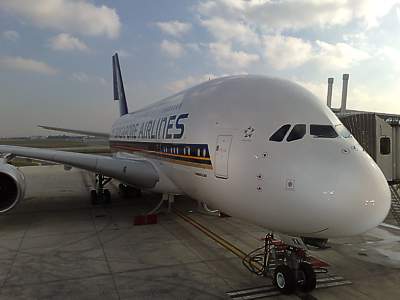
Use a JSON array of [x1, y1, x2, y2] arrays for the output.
[[0, 53, 391, 293]]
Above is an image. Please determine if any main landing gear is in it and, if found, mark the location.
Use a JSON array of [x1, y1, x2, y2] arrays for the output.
[[118, 183, 142, 198], [243, 233, 318, 294], [91, 174, 112, 205], [90, 174, 143, 205]]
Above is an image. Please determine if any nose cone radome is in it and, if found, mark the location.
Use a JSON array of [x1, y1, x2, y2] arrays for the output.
[[325, 155, 391, 237]]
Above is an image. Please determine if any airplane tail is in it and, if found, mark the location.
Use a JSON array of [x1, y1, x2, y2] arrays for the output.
[[112, 53, 129, 116]]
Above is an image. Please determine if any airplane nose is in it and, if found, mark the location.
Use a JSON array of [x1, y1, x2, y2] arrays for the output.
[[323, 153, 391, 237]]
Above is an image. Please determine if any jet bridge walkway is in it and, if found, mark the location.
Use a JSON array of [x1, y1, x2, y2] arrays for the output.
[[389, 184, 400, 226]]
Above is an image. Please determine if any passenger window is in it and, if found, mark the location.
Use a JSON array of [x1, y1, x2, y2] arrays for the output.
[[380, 137, 391, 155], [287, 124, 306, 142], [310, 125, 338, 138], [269, 124, 291, 142]]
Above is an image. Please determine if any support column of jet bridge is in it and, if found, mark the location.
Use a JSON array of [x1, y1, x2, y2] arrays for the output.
[[326, 78, 334, 108], [340, 74, 349, 113]]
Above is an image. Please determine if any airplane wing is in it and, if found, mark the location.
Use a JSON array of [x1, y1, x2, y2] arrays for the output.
[[0, 145, 159, 188], [39, 125, 109, 138]]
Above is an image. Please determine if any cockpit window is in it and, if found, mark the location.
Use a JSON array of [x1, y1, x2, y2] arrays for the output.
[[287, 124, 306, 142], [335, 124, 352, 138], [269, 124, 291, 142], [310, 125, 338, 138]]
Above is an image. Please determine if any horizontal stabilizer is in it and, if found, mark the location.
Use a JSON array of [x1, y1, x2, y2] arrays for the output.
[[39, 125, 109, 138]]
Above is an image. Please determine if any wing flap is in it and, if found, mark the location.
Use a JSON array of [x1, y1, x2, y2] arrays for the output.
[[0, 145, 158, 188]]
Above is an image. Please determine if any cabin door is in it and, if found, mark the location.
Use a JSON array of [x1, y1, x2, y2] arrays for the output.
[[214, 135, 232, 179]]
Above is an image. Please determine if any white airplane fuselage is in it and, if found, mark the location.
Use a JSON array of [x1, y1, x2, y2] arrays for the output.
[[109, 75, 391, 238]]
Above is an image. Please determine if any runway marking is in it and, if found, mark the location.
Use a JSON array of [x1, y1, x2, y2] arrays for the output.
[[174, 210, 352, 299], [81, 170, 121, 300], [174, 210, 263, 271], [0, 215, 33, 292], [226, 276, 352, 299]]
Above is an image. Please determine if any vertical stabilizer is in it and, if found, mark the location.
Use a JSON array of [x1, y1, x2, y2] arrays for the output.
[[112, 53, 128, 116]]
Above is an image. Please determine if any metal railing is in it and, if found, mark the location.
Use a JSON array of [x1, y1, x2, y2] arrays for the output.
[[389, 184, 400, 225]]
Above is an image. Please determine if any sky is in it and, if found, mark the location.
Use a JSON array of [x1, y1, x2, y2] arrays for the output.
[[0, 0, 400, 137]]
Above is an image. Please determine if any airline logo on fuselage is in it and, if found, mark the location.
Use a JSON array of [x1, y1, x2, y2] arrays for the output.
[[112, 113, 189, 140]]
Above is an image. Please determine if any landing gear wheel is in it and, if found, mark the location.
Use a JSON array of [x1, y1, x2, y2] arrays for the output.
[[118, 184, 142, 198], [118, 184, 128, 198], [103, 189, 111, 204], [90, 190, 98, 205], [134, 188, 142, 198], [90, 173, 112, 205], [297, 262, 316, 293], [274, 265, 296, 294]]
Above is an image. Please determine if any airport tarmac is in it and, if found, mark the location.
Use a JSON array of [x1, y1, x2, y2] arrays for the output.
[[0, 165, 400, 299]]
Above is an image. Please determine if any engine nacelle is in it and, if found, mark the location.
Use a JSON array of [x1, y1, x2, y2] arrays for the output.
[[0, 163, 26, 213]]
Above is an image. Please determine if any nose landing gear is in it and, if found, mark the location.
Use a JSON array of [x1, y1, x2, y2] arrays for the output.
[[273, 265, 296, 294], [243, 233, 319, 295]]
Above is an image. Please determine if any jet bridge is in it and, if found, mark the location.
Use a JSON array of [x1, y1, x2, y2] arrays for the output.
[[326, 74, 400, 225], [338, 112, 400, 183], [327, 75, 400, 183]]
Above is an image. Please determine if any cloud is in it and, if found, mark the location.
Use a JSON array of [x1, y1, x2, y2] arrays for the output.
[[166, 74, 217, 92], [200, 17, 259, 45], [116, 49, 132, 58], [295, 78, 366, 110], [49, 33, 89, 52], [197, 1, 376, 73], [263, 35, 370, 70], [71, 72, 89, 82], [2, 30, 19, 41], [294, 78, 400, 114], [186, 43, 202, 52], [160, 40, 186, 58], [0, 56, 58, 75], [378, 46, 400, 72], [209, 43, 259, 71], [314, 40, 370, 69], [295, 79, 327, 101], [241, 1, 353, 31], [71, 72, 106, 85], [156, 20, 192, 37], [0, 0, 121, 38], [263, 35, 313, 69], [197, 0, 400, 32], [397, 6, 400, 23]]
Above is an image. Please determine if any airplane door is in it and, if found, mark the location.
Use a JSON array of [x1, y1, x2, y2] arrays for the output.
[[215, 135, 232, 179]]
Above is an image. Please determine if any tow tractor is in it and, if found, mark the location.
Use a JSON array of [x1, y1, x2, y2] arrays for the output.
[[243, 233, 327, 294]]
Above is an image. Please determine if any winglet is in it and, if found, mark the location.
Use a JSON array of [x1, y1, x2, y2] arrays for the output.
[[112, 53, 129, 116]]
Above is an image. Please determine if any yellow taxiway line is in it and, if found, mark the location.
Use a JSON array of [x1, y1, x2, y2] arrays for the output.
[[174, 209, 263, 272]]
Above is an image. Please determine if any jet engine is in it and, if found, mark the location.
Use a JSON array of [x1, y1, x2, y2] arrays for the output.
[[0, 163, 25, 213]]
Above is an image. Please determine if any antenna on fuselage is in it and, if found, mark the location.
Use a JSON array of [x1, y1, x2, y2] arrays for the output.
[[112, 53, 129, 116]]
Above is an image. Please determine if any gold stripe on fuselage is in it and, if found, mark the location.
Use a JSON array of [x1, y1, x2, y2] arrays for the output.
[[111, 145, 213, 170]]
